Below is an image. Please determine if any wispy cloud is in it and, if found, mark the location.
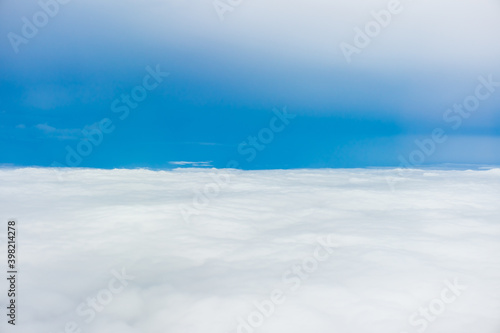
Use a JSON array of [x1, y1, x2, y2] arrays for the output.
[[169, 161, 213, 167], [35, 123, 81, 140]]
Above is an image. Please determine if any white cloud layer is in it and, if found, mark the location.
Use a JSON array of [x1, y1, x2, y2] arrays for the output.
[[1, 168, 500, 332]]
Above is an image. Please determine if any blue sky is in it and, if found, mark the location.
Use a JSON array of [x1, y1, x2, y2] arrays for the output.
[[1, 0, 499, 169]]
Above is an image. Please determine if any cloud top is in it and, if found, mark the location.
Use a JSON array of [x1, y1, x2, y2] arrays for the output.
[[1, 167, 500, 332]]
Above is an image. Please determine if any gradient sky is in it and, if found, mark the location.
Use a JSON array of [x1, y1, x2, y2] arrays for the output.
[[1, 0, 499, 169]]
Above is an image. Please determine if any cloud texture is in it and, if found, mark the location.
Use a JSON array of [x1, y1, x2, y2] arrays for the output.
[[0, 167, 500, 332]]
